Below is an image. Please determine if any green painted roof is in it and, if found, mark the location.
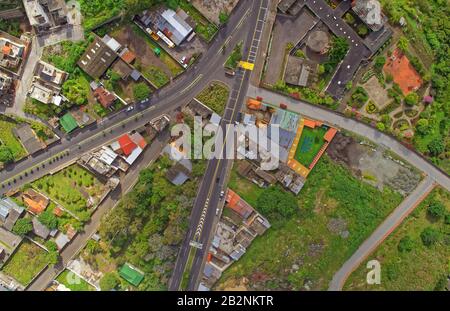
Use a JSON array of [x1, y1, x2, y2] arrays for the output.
[[119, 263, 144, 287], [60, 113, 78, 133]]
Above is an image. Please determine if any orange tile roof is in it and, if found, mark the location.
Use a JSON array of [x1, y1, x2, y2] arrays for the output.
[[383, 49, 422, 96], [226, 189, 254, 219], [2, 45, 11, 55], [53, 207, 64, 217], [303, 119, 317, 128], [120, 50, 136, 64], [22, 189, 49, 215], [324, 127, 337, 142], [247, 98, 262, 110]]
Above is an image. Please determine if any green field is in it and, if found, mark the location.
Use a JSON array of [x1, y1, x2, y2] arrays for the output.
[[344, 187, 450, 291], [195, 82, 230, 115], [294, 126, 328, 167], [32, 165, 106, 221], [1, 241, 49, 286], [56, 269, 95, 291], [0, 116, 27, 161], [216, 156, 403, 290]]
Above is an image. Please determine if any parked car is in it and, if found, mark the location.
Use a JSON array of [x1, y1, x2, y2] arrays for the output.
[[126, 105, 134, 112]]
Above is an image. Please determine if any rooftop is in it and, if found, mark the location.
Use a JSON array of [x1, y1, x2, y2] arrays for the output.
[[383, 49, 422, 96], [77, 36, 117, 79]]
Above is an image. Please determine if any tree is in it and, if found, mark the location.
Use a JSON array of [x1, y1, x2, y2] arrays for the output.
[[100, 272, 120, 291], [0, 145, 14, 163], [38, 211, 58, 230], [45, 240, 60, 266], [397, 36, 409, 53], [415, 119, 429, 135], [12, 218, 32, 236], [374, 56, 386, 71], [404, 92, 419, 106], [427, 201, 446, 219], [256, 186, 298, 219], [219, 11, 229, 24], [428, 138, 444, 156], [133, 83, 151, 101], [397, 235, 414, 253], [420, 227, 440, 247], [357, 24, 368, 36], [376, 122, 386, 131]]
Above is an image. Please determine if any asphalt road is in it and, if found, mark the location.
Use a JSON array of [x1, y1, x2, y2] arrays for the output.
[[328, 176, 436, 290], [168, 0, 269, 291], [0, 0, 255, 196], [26, 131, 171, 291]]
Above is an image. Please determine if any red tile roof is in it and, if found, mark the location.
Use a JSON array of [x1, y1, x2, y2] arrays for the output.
[[384, 49, 422, 96], [118, 134, 137, 156], [93, 86, 116, 108], [120, 50, 136, 64], [226, 189, 254, 219], [130, 132, 147, 149]]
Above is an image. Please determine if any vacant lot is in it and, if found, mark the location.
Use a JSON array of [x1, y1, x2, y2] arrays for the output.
[[32, 165, 106, 220], [1, 241, 49, 286], [344, 187, 449, 291], [216, 156, 403, 290], [0, 116, 27, 161], [111, 24, 183, 88], [294, 126, 327, 167], [195, 82, 230, 115], [178, 0, 219, 42], [192, 0, 240, 25], [56, 269, 95, 291]]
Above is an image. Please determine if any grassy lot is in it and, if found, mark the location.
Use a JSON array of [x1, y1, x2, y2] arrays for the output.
[[140, 64, 170, 88], [1, 241, 49, 286], [178, 0, 218, 42], [216, 156, 403, 290], [56, 269, 95, 291], [294, 126, 328, 167], [195, 82, 230, 115], [131, 25, 184, 77], [344, 187, 450, 291], [0, 116, 27, 161], [32, 165, 106, 221], [78, 0, 124, 32]]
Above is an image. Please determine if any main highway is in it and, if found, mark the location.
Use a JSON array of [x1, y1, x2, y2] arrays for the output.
[[168, 0, 269, 291], [0, 0, 255, 196]]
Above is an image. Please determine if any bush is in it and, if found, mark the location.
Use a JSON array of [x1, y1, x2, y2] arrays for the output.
[[133, 83, 151, 101], [12, 218, 33, 236], [374, 56, 386, 71], [100, 272, 120, 291], [38, 211, 59, 230], [428, 138, 444, 156], [256, 186, 298, 220], [404, 92, 419, 106], [420, 227, 440, 247], [427, 201, 446, 219], [397, 236, 414, 253], [0, 145, 14, 163]]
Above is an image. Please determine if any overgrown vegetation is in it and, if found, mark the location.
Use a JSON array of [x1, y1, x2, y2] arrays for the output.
[[344, 187, 449, 290], [225, 42, 243, 69], [217, 156, 402, 290], [195, 82, 230, 115]]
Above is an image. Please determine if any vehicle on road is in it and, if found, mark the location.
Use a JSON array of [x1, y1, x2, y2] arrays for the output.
[[126, 105, 134, 112], [224, 68, 236, 76], [216, 207, 220, 216], [219, 190, 225, 200]]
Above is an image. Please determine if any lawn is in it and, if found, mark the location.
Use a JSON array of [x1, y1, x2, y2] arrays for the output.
[[78, 0, 124, 31], [56, 269, 96, 291], [216, 156, 403, 290], [0, 116, 27, 161], [195, 82, 230, 115], [178, 0, 218, 42], [344, 187, 450, 291], [294, 126, 328, 167], [1, 241, 49, 286], [32, 164, 106, 221], [140, 64, 170, 89]]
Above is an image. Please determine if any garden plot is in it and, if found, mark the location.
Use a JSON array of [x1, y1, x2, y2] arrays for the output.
[[110, 24, 184, 88], [363, 76, 390, 110], [32, 164, 107, 220], [0, 116, 27, 163]]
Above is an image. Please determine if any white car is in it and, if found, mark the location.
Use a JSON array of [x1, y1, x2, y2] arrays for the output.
[[126, 106, 134, 112], [181, 56, 187, 64]]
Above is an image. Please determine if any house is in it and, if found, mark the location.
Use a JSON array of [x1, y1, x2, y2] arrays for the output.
[[165, 162, 192, 186], [59, 112, 78, 133], [119, 263, 145, 287], [101, 35, 121, 53], [0, 227, 22, 254], [12, 123, 44, 155], [93, 86, 116, 108], [119, 48, 136, 64], [0, 71, 13, 94], [32, 217, 50, 239], [383, 49, 422, 96], [77, 36, 117, 79], [0, 31, 25, 70], [284, 56, 317, 87], [22, 189, 49, 215], [117, 134, 137, 156], [351, 0, 387, 32], [0, 197, 24, 231], [23, 0, 68, 32], [55, 232, 69, 250], [130, 132, 147, 149], [226, 189, 254, 220], [158, 9, 194, 46], [112, 59, 133, 80], [34, 60, 67, 87]]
